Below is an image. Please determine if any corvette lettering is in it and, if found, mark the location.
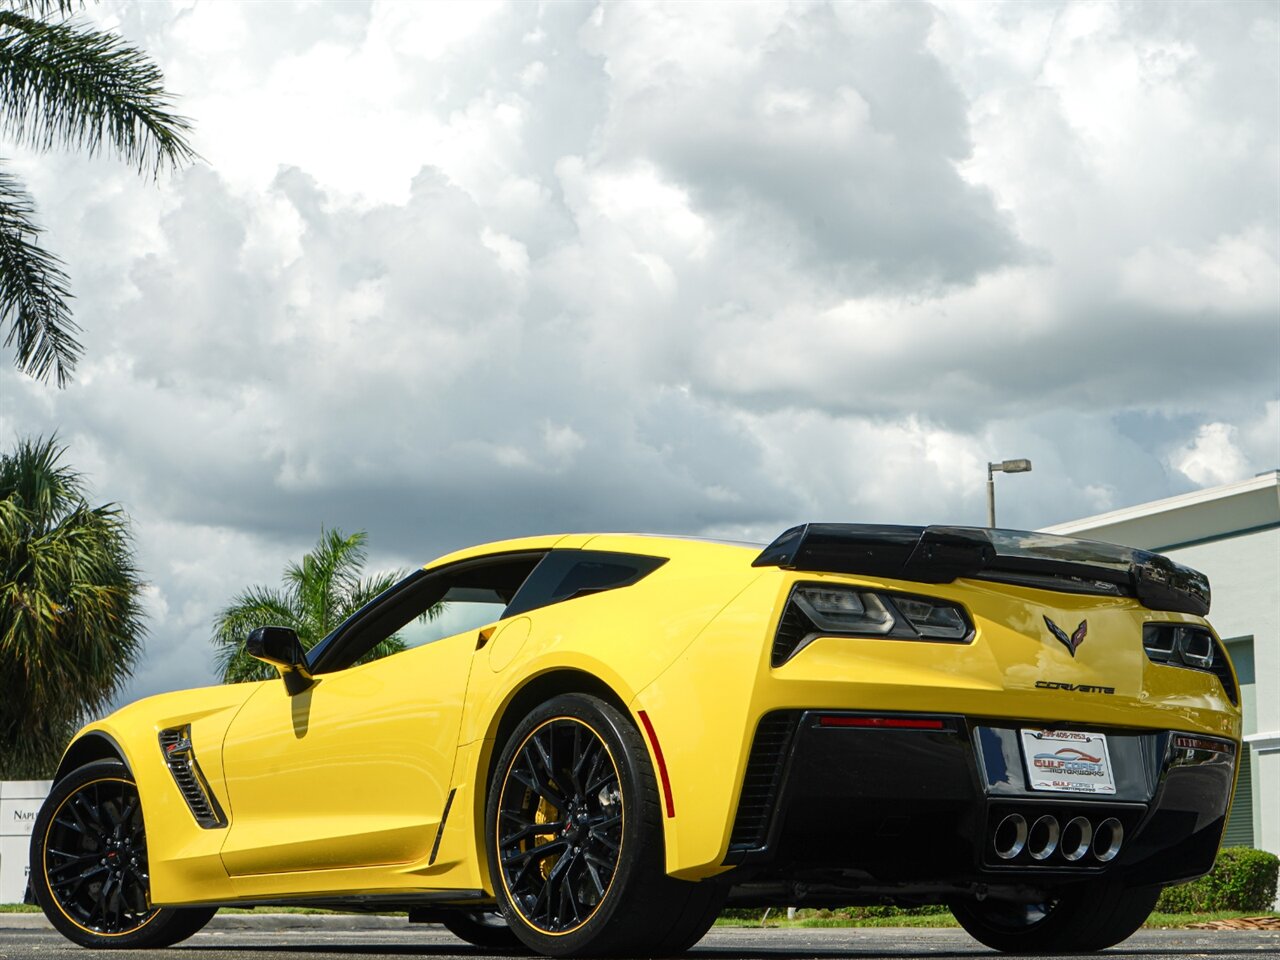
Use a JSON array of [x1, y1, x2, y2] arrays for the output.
[[1035, 680, 1115, 694]]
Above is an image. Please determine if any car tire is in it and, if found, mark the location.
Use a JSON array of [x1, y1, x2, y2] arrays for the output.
[[950, 878, 1160, 953], [485, 693, 724, 957], [30, 759, 218, 949], [440, 908, 530, 951]]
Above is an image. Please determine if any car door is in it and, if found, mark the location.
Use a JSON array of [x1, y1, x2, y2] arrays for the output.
[[215, 553, 547, 879], [217, 569, 470, 877]]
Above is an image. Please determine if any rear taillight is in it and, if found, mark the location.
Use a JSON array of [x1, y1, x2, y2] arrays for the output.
[[771, 583, 973, 666], [1143, 623, 1237, 705]]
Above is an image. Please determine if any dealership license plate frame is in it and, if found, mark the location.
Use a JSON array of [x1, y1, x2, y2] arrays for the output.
[[1020, 728, 1117, 795]]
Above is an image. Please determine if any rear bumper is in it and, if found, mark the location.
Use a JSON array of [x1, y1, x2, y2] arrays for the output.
[[723, 710, 1235, 904]]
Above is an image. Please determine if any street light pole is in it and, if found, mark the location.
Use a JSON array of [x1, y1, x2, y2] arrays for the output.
[[986, 458, 1033, 528], [987, 463, 997, 528]]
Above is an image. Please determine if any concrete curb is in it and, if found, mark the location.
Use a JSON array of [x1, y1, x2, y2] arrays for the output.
[[0, 912, 410, 932], [0, 914, 52, 929]]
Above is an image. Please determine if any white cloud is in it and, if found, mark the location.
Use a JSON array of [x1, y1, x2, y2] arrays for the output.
[[1119, 227, 1280, 314], [1, 0, 1275, 706], [1240, 400, 1280, 473], [1172, 423, 1252, 487]]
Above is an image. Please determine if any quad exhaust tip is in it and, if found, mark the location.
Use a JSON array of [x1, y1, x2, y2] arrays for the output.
[[991, 813, 1123, 863], [1027, 815, 1060, 860], [993, 814, 1028, 860], [1093, 817, 1124, 862], [1060, 816, 1093, 861]]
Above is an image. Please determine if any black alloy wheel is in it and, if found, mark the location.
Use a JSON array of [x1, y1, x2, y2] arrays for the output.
[[31, 759, 217, 949], [45, 775, 152, 933], [485, 694, 725, 957], [495, 716, 624, 934]]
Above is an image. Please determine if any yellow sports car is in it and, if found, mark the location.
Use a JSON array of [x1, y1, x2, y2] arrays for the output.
[[31, 525, 1239, 955]]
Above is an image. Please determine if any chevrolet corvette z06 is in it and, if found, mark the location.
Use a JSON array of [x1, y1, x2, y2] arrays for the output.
[[31, 524, 1239, 955]]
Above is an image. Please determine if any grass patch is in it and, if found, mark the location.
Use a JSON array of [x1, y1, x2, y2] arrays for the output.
[[0, 904, 41, 913], [1145, 910, 1279, 928], [715, 908, 1280, 929]]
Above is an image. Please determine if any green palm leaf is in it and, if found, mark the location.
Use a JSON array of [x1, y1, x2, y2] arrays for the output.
[[0, 435, 144, 778], [211, 528, 425, 685], [212, 587, 299, 684], [10, 4, 84, 18], [0, 1, 195, 382], [0, 168, 79, 383], [0, 8, 197, 175]]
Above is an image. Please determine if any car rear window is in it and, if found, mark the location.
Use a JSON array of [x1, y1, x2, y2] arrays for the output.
[[503, 550, 667, 618]]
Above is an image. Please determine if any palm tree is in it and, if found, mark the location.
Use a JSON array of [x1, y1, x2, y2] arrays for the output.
[[212, 529, 427, 684], [0, 0, 196, 385], [0, 435, 145, 778]]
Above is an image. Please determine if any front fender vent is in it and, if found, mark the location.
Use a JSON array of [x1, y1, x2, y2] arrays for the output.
[[158, 726, 227, 829]]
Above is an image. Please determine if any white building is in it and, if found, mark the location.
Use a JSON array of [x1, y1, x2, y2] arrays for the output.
[[1044, 470, 1280, 860]]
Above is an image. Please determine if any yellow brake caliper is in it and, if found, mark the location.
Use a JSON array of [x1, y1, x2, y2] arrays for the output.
[[534, 793, 560, 880]]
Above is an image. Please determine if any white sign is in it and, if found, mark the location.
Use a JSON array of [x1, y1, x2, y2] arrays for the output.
[[1020, 729, 1116, 795], [0, 781, 52, 904]]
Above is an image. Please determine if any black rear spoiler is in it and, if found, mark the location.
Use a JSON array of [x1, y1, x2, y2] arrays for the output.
[[752, 524, 1210, 616]]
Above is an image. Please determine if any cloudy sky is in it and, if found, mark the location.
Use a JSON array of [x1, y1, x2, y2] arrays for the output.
[[2, 0, 1277, 704]]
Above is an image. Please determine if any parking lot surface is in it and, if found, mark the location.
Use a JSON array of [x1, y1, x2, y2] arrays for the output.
[[2, 914, 1278, 960]]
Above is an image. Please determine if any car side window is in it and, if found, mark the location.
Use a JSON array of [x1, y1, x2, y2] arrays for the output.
[[504, 550, 667, 618], [399, 585, 510, 649], [309, 552, 545, 673]]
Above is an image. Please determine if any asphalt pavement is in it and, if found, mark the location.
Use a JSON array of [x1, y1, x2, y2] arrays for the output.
[[1, 913, 1277, 960]]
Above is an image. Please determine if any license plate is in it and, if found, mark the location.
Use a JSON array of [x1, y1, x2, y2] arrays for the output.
[[1020, 729, 1116, 794]]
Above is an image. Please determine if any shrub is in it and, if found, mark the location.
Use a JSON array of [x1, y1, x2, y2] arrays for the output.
[[1156, 847, 1279, 912]]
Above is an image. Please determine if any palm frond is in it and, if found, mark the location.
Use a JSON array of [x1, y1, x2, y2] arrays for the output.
[[212, 529, 419, 683], [0, 167, 79, 383], [0, 435, 143, 777], [0, 433, 84, 529], [0, 9, 197, 176], [211, 586, 298, 683], [344, 570, 403, 619], [287, 528, 369, 637], [9, 3, 86, 19]]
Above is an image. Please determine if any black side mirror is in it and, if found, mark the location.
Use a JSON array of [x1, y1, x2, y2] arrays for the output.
[[246, 626, 313, 694]]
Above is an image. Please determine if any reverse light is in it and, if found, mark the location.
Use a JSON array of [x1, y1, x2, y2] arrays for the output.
[[893, 596, 970, 640]]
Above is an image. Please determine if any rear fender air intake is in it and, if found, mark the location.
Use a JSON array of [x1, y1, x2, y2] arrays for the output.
[[725, 711, 801, 862]]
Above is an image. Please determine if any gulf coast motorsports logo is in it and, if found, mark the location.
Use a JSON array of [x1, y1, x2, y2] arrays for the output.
[[1030, 733, 1107, 780]]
